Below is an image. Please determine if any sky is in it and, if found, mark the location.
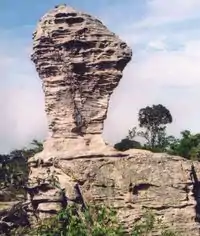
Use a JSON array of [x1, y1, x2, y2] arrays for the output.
[[1, 0, 200, 153]]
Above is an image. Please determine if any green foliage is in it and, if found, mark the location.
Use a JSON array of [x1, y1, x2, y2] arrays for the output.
[[131, 211, 178, 236], [0, 155, 28, 192], [125, 126, 174, 153], [12, 206, 179, 236], [114, 104, 174, 153], [131, 211, 156, 235], [161, 230, 179, 236], [15, 204, 125, 236], [138, 104, 172, 149], [114, 138, 141, 151], [138, 104, 172, 129], [167, 130, 200, 160], [0, 139, 43, 200], [124, 104, 200, 160], [21, 139, 44, 159]]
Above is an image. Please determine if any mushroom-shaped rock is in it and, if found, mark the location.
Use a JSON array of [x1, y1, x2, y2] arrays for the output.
[[28, 6, 200, 235], [32, 4, 132, 153]]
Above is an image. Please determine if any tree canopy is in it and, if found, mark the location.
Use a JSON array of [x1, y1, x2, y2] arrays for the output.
[[138, 104, 172, 149], [114, 103, 200, 160], [168, 130, 200, 159]]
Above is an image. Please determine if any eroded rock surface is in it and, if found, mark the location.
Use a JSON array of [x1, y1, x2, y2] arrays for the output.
[[32, 4, 131, 154], [29, 4, 200, 235], [29, 149, 200, 235]]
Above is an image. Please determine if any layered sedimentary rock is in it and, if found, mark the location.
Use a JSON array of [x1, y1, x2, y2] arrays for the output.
[[29, 4, 200, 235], [29, 148, 200, 235], [32, 4, 131, 154]]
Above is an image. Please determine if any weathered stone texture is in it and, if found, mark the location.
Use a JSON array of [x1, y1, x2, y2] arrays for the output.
[[29, 4, 200, 235], [31, 4, 131, 151], [29, 149, 200, 235]]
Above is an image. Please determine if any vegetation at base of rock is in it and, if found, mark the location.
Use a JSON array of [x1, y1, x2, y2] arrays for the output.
[[167, 130, 200, 159], [115, 104, 174, 152], [0, 105, 198, 235], [114, 103, 200, 160], [114, 138, 141, 151], [11, 204, 178, 236], [0, 2, 198, 234], [0, 144, 181, 235], [132, 211, 179, 236], [0, 140, 43, 202]]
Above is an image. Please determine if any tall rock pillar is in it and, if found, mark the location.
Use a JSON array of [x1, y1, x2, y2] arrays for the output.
[[31, 4, 132, 156]]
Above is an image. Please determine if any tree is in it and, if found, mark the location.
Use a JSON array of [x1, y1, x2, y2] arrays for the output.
[[137, 104, 172, 149], [0, 140, 44, 199], [22, 139, 43, 159], [116, 104, 173, 152], [114, 138, 141, 151], [168, 130, 200, 159]]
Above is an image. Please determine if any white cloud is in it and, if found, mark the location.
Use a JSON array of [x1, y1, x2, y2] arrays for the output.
[[149, 0, 200, 17], [132, 0, 200, 29], [0, 85, 48, 153], [0, 35, 48, 153], [103, 0, 200, 144], [2, 0, 200, 151], [147, 38, 167, 51], [133, 40, 200, 87], [104, 42, 200, 144]]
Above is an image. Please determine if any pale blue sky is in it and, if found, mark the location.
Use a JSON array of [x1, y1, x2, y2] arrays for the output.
[[0, 0, 145, 30], [1, 0, 200, 153]]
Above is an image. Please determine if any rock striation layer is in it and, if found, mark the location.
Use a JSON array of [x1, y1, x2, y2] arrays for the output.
[[29, 4, 200, 235], [32, 4, 131, 154], [29, 149, 200, 235]]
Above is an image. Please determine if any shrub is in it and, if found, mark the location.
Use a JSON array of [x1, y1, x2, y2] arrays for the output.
[[12, 205, 179, 236]]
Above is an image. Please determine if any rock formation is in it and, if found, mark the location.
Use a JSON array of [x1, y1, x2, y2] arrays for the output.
[[31, 4, 131, 155], [29, 4, 200, 235]]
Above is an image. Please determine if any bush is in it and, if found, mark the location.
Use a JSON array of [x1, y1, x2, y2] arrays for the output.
[[12, 205, 179, 236], [132, 211, 178, 236], [114, 138, 141, 151], [13, 204, 124, 236]]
